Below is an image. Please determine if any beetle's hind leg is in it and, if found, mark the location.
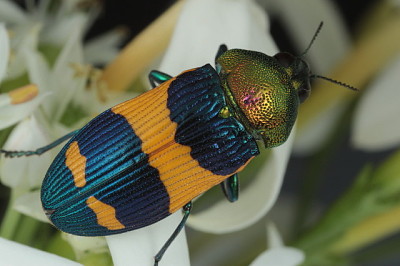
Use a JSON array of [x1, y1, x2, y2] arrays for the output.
[[149, 70, 172, 88], [0, 130, 79, 158], [154, 202, 192, 266]]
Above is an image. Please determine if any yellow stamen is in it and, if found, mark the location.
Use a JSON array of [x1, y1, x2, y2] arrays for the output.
[[8, 84, 39, 105], [100, 0, 185, 92]]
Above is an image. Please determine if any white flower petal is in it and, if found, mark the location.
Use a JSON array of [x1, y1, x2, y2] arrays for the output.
[[352, 55, 400, 151], [0, 1, 28, 24], [106, 212, 190, 266], [55, 0, 100, 36], [6, 23, 41, 79], [0, 93, 10, 106], [250, 247, 305, 266], [0, 23, 9, 83], [0, 115, 54, 189], [14, 190, 48, 223], [52, 20, 84, 80], [159, 0, 277, 75], [0, 91, 48, 130], [83, 28, 126, 65], [45, 21, 85, 121], [188, 131, 294, 233], [262, 0, 350, 74], [58, 0, 83, 14], [267, 222, 284, 248], [293, 100, 346, 154], [62, 234, 108, 260], [42, 13, 87, 45], [24, 47, 51, 93], [0, 237, 81, 266], [251, 221, 305, 266]]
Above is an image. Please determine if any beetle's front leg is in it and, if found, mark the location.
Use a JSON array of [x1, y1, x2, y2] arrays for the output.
[[149, 70, 172, 88]]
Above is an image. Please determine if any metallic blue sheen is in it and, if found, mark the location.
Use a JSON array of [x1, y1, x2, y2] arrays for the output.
[[167, 64, 259, 175], [41, 110, 170, 236]]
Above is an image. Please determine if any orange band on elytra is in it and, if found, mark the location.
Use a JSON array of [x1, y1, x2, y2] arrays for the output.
[[65, 141, 87, 188], [86, 196, 125, 230], [111, 74, 232, 213]]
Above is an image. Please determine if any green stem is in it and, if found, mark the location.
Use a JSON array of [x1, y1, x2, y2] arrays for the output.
[[292, 163, 397, 265], [0, 190, 21, 239], [14, 215, 41, 245]]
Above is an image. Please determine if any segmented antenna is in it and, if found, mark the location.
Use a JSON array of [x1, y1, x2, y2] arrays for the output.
[[300, 22, 324, 57], [310, 74, 359, 91], [299, 21, 359, 91]]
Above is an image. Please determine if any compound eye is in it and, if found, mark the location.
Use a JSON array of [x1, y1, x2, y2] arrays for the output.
[[273, 52, 295, 68], [298, 82, 311, 103]]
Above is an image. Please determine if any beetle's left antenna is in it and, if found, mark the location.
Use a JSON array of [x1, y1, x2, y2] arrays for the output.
[[0, 130, 79, 158], [299, 21, 358, 92], [300, 21, 324, 57]]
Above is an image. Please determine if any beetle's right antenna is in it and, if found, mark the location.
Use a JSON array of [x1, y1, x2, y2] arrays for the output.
[[300, 21, 324, 57], [310, 74, 359, 91]]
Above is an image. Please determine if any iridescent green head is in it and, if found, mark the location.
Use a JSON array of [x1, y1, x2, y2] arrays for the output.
[[216, 46, 311, 148]]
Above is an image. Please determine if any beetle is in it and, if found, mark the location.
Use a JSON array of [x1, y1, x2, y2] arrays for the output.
[[0, 22, 356, 265]]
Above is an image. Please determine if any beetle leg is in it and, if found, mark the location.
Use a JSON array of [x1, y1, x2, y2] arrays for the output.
[[220, 174, 239, 202], [148, 70, 172, 88], [154, 202, 192, 266], [0, 130, 79, 158], [215, 44, 228, 74], [215, 44, 228, 61]]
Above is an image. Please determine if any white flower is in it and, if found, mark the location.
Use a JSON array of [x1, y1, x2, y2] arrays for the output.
[[352, 54, 400, 151], [0, 0, 96, 46], [0, 115, 54, 189], [0, 22, 87, 193], [107, 213, 190, 266], [0, 24, 51, 192], [0, 237, 82, 266], [250, 223, 305, 266], [24, 20, 86, 121], [0, 84, 48, 130], [13, 190, 48, 222], [0, 0, 127, 192], [84, 28, 128, 65], [0, 22, 8, 81], [0, 24, 46, 130], [0, 1, 127, 261], [62, 234, 108, 260]]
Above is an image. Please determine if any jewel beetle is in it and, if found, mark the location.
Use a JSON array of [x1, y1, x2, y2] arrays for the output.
[[1, 22, 356, 265]]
